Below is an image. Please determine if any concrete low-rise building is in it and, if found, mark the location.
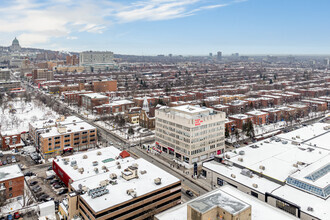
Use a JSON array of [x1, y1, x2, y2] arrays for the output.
[[54, 148, 181, 220], [155, 185, 298, 220]]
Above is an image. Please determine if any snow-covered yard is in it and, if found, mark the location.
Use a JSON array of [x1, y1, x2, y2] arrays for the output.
[[0, 99, 58, 134]]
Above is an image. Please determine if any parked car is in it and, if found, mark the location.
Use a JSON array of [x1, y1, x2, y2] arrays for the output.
[[54, 184, 62, 189], [12, 158, 16, 163], [30, 180, 38, 186], [47, 166, 53, 171], [2, 160, 7, 165], [0, 151, 3, 157], [14, 212, 21, 219], [6, 214, 13, 220], [185, 190, 194, 197], [58, 188, 68, 195], [46, 175, 55, 180], [24, 171, 36, 177], [50, 179, 58, 184], [33, 187, 42, 193], [38, 194, 49, 202]]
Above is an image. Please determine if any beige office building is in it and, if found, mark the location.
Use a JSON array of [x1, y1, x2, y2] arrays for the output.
[[155, 105, 225, 167]]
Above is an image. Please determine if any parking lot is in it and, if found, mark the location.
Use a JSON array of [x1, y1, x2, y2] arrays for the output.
[[1, 150, 67, 205], [25, 164, 68, 203]]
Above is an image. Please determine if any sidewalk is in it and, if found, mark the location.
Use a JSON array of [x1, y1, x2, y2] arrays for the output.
[[134, 146, 213, 193]]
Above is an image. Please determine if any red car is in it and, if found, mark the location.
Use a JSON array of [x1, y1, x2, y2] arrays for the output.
[[14, 212, 21, 219]]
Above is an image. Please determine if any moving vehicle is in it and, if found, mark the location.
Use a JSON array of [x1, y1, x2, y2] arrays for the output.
[[185, 190, 194, 197]]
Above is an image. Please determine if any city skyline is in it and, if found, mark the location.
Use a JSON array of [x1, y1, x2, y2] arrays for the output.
[[0, 0, 330, 55]]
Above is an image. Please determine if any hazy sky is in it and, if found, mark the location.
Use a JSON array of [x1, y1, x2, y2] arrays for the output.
[[0, 0, 329, 55]]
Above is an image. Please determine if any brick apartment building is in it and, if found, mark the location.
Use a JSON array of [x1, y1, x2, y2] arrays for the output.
[[62, 90, 94, 105], [0, 165, 24, 200], [32, 69, 54, 82], [228, 114, 253, 129], [93, 80, 117, 93], [80, 93, 109, 111], [94, 100, 135, 115], [246, 110, 269, 125], [0, 131, 24, 150]]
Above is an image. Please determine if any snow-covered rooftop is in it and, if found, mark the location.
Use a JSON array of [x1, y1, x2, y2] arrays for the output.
[[81, 93, 108, 99], [203, 161, 281, 194], [53, 147, 134, 182], [226, 140, 329, 182], [155, 185, 298, 220], [278, 123, 329, 144], [0, 164, 23, 182], [71, 158, 180, 213], [272, 185, 329, 220], [40, 121, 96, 138]]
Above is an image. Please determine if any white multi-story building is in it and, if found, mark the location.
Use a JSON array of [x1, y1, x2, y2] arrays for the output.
[[79, 51, 114, 71], [155, 105, 226, 166]]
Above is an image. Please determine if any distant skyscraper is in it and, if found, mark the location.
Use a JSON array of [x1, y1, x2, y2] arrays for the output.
[[168, 54, 172, 57], [209, 53, 213, 57], [217, 51, 222, 60], [324, 58, 329, 66]]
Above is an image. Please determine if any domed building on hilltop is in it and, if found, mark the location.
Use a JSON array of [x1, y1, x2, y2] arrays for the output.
[[10, 37, 21, 51]]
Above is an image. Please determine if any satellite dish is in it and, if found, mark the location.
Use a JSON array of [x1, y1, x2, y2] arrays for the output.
[[78, 184, 83, 190]]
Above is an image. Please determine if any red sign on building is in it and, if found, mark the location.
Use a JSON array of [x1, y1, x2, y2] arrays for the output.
[[195, 119, 203, 126]]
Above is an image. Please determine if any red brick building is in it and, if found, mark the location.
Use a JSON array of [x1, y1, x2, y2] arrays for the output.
[[0, 165, 24, 200], [228, 114, 253, 129], [80, 93, 109, 111], [0, 131, 24, 150], [95, 100, 135, 115], [246, 111, 269, 125]]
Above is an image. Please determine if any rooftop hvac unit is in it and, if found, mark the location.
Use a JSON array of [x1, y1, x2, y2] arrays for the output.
[[240, 169, 253, 178], [252, 183, 258, 188], [239, 151, 245, 155], [94, 168, 99, 173], [154, 178, 162, 185], [83, 155, 88, 159], [80, 127, 84, 129], [99, 180, 109, 187], [71, 160, 77, 166], [225, 154, 231, 159], [292, 137, 296, 140], [140, 170, 147, 175], [238, 158, 244, 162], [110, 173, 117, 180], [64, 158, 70, 162], [307, 207, 314, 212], [73, 165, 78, 170], [64, 161, 69, 165], [68, 129, 72, 132], [78, 168, 84, 174], [116, 161, 120, 165], [127, 189, 137, 198], [97, 151, 102, 156], [259, 165, 265, 170], [293, 163, 298, 168], [231, 174, 236, 178], [93, 161, 98, 166], [110, 180, 118, 185], [82, 186, 89, 192], [296, 135, 300, 139], [117, 165, 121, 169], [131, 163, 139, 169], [102, 166, 107, 170]]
